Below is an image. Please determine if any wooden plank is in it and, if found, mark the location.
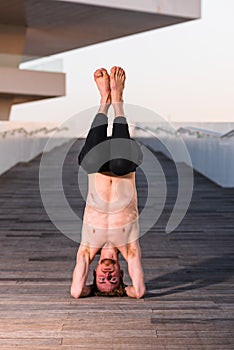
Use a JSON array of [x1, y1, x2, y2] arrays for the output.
[[0, 140, 233, 349]]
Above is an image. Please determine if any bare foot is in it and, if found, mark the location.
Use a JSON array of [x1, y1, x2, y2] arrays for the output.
[[94, 68, 111, 105], [110, 66, 126, 103]]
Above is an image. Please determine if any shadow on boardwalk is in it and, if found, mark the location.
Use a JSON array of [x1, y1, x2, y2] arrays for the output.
[[146, 254, 234, 298]]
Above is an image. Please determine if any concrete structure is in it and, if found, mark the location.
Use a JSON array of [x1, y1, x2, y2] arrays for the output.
[[0, 0, 201, 120]]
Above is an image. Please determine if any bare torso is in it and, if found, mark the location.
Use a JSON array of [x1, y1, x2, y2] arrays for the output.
[[81, 171, 139, 256]]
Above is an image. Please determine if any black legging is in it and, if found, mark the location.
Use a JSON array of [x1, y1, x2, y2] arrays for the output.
[[78, 113, 143, 176]]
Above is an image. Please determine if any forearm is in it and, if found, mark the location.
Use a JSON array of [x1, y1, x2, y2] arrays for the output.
[[126, 269, 146, 299], [126, 242, 146, 299], [70, 250, 91, 298], [71, 264, 86, 298]]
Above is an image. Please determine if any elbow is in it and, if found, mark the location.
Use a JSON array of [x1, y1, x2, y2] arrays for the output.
[[135, 286, 146, 299], [135, 291, 145, 299], [70, 288, 82, 299]]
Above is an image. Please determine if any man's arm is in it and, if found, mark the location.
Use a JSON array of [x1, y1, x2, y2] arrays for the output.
[[70, 245, 92, 298], [125, 240, 146, 299]]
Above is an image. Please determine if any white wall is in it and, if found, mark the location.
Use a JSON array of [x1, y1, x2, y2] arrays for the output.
[[135, 126, 234, 188], [0, 121, 72, 175]]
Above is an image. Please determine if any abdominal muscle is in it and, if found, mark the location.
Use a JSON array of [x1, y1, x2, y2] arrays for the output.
[[81, 172, 139, 248]]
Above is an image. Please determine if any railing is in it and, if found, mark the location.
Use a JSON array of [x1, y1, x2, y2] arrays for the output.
[[142, 125, 234, 140], [0, 127, 69, 139], [220, 129, 234, 139]]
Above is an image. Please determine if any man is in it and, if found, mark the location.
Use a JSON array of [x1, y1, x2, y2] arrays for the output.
[[70, 66, 145, 298]]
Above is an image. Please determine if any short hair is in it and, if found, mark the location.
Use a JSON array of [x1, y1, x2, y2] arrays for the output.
[[91, 271, 127, 297]]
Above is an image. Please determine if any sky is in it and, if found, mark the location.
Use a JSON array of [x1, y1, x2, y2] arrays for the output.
[[11, 0, 234, 123]]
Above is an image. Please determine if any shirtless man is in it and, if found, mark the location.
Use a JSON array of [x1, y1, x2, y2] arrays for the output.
[[70, 66, 145, 299]]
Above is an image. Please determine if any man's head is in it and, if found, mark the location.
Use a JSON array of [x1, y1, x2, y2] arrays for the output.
[[93, 258, 126, 296]]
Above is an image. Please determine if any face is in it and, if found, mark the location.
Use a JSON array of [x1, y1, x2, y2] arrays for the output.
[[95, 258, 123, 293]]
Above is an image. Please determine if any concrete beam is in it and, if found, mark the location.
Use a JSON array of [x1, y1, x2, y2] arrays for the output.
[[0, 0, 201, 59], [61, 0, 201, 19], [0, 67, 65, 120]]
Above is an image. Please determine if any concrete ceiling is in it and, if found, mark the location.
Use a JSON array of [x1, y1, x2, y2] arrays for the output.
[[0, 0, 201, 60]]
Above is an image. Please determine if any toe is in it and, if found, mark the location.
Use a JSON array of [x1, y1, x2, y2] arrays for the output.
[[94, 69, 102, 79], [119, 67, 125, 78], [100, 68, 109, 77], [117, 66, 123, 76], [110, 66, 117, 74]]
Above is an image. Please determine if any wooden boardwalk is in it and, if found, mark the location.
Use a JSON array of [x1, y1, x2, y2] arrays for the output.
[[0, 139, 233, 350]]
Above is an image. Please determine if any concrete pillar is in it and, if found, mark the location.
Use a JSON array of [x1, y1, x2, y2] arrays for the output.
[[0, 97, 13, 121], [0, 25, 26, 120], [0, 25, 26, 66]]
